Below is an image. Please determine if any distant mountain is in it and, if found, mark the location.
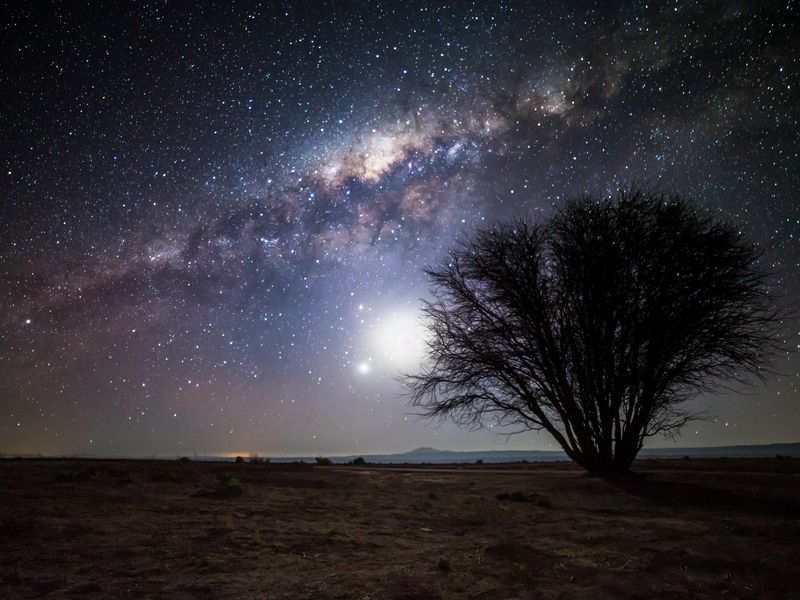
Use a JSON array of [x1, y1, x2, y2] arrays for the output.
[[405, 447, 444, 455]]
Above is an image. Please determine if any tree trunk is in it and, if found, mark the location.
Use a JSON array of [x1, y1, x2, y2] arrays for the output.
[[576, 441, 636, 473]]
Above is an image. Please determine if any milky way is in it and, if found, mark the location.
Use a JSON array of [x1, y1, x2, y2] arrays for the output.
[[1, 2, 798, 456]]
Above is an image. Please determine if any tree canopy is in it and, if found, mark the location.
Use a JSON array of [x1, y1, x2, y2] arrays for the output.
[[407, 188, 781, 472]]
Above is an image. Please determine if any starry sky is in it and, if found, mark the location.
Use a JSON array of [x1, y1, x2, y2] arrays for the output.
[[1, 1, 798, 457]]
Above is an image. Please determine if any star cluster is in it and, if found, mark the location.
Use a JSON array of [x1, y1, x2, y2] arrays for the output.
[[1, 2, 798, 456]]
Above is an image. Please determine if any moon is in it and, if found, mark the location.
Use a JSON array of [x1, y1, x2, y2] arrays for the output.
[[370, 310, 429, 370]]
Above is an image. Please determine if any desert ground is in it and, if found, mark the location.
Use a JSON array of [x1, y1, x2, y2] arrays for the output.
[[0, 457, 798, 599]]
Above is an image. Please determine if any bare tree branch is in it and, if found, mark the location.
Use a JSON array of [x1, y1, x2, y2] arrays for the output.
[[404, 187, 784, 472]]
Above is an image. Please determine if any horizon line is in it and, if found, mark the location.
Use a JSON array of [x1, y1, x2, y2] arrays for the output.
[[2, 440, 799, 461]]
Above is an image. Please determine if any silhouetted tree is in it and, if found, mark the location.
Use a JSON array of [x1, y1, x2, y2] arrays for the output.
[[407, 189, 781, 472]]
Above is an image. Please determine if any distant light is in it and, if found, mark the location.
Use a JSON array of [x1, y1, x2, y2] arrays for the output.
[[24, 318, 31, 325], [357, 362, 370, 374]]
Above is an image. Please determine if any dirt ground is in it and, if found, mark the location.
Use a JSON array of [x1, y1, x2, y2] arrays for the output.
[[1, 457, 798, 599]]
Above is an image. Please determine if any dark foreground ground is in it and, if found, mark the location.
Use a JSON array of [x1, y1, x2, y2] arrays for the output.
[[1, 457, 798, 599]]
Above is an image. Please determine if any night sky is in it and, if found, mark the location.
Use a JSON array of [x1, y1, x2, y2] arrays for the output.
[[1, 2, 798, 457]]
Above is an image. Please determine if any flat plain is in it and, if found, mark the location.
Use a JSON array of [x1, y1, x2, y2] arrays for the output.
[[1, 457, 798, 599]]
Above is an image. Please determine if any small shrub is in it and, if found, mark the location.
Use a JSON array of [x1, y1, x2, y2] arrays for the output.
[[427, 491, 438, 500], [177, 456, 191, 463], [315, 456, 332, 466], [475, 459, 483, 465], [235, 456, 245, 463], [220, 476, 243, 497], [352, 456, 366, 465], [437, 556, 451, 572]]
